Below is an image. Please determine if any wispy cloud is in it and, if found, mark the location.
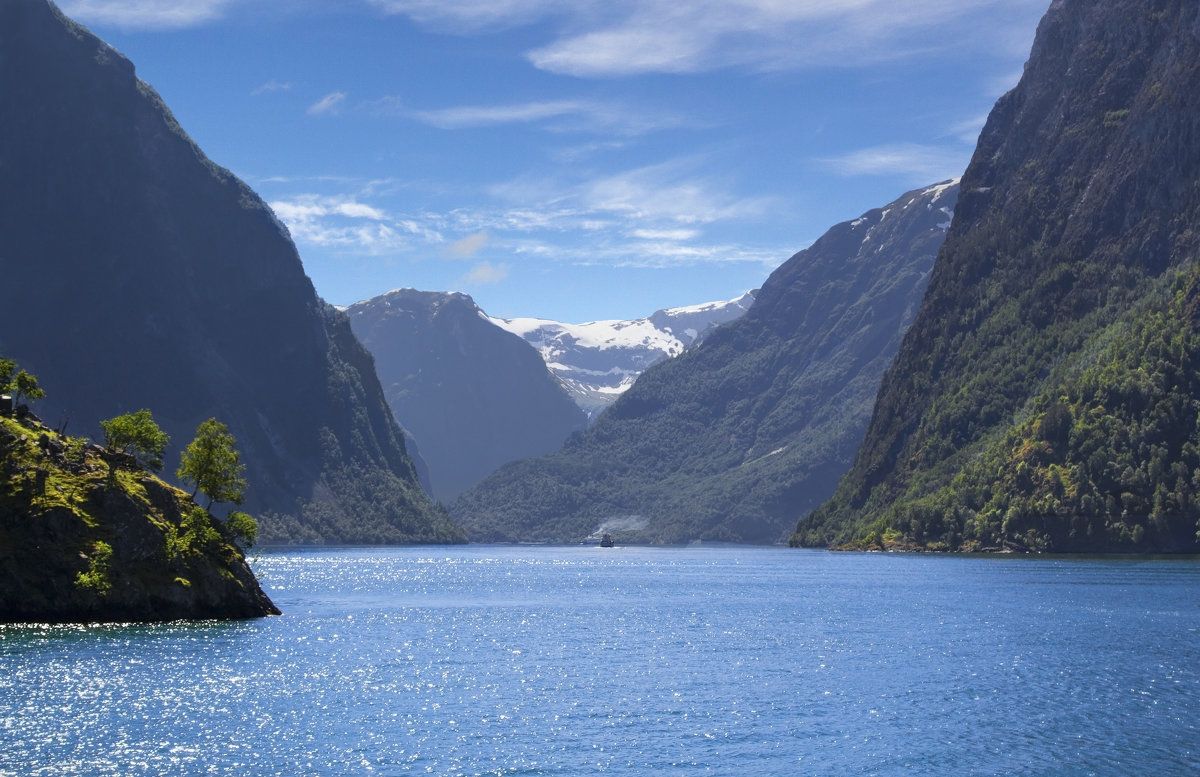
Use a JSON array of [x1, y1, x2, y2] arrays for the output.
[[819, 142, 968, 183], [59, 0, 236, 29], [369, 0, 1046, 77], [252, 79, 293, 96], [269, 194, 441, 254], [444, 232, 489, 259], [413, 100, 589, 128], [948, 114, 991, 146], [632, 228, 700, 241], [365, 0, 563, 31], [575, 159, 773, 225], [265, 160, 787, 273], [401, 98, 691, 137], [463, 261, 511, 285], [307, 92, 347, 116]]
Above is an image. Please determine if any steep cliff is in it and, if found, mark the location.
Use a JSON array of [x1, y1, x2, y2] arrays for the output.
[[798, 0, 1200, 552], [347, 290, 588, 502], [454, 182, 956, 544], [0, 0, 461, 544]]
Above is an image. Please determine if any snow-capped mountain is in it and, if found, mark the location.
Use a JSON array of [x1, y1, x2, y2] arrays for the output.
[[491, 291, 757, 418]]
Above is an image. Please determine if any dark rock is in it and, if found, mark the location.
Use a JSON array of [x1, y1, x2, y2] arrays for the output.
[[346, 290, 589, 502]]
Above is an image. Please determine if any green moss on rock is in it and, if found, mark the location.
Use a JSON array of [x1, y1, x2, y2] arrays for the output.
[[0, 412, 279, 623]]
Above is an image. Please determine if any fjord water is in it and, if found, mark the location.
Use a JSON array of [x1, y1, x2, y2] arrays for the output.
[[2, 548, 1198, 776]]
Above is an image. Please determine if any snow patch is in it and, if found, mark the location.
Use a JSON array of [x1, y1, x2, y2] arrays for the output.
[[491, 290, 756, 418]]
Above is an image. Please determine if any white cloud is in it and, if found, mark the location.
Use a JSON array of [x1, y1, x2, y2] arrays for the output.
[[463, 261, 511, 285], [369, 0, 1047, 77], [409, 99, 690, 136], [632, 228, 700, 241], [413, 100, 593, 128], [263, 163, 786, 273], [365, 0, 564, 30], [59, 0, 236, 29], [307, 92, 347, 116], [820, 142, 968, 183], [269, 194, 440, 254], [578, 160, 772, 225]]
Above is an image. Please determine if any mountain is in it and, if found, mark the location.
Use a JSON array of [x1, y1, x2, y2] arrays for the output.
[[0, 0, 462, 544], [1, 407, 278, 623], [492, 291, 757, 419], [797, 0, 1200, 553], [452, 181, 958, 544], [345, 289, 588, 502]]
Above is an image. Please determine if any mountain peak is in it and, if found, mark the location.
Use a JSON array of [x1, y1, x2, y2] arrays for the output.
[[0, 0, 461, 544]]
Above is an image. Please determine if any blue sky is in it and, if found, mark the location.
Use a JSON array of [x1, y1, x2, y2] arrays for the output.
[[61, 0, 1049, 322]]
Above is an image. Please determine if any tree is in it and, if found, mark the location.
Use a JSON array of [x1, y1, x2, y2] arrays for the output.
[[225, 510, 259, 548], [0, 359, 44, 408], [12, 370, 44, 407], [177, 418, 247, 509], [100, 409, 169, 471]]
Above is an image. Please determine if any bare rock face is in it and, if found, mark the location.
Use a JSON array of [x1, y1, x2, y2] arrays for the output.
[[1, 413, 278, 623], [347, 290, 589, 502], [0, 0, 460, 545]]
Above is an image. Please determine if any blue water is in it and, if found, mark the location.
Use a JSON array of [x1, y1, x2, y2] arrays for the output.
[[2, 547, 1198, 776]]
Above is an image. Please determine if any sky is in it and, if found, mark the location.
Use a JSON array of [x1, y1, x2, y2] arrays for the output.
[[60, 0, 1050, 322]]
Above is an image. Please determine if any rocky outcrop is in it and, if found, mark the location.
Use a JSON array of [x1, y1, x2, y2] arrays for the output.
[[0, 411, 278, 623]]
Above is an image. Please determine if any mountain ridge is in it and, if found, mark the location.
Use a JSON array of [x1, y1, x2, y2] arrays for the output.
[[797, 0, 1200, 552], [0, 0, 461, 544], [453, 181, 957, 544], [345, 288, 588, 502]]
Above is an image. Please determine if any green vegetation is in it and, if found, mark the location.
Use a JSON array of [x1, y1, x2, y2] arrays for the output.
[[796, 2, 1200, 553], [225, 510, 258, 548], [0, 358, 277, 621], [1, 357, 44, 408], [177, 418, 246, 510], [100, 409, 169, 471], [801, 271, 1200, 552], [74, 540, 113, 596]]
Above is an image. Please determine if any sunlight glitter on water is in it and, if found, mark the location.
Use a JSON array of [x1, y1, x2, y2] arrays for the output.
[[2, 547, 1199, 776]]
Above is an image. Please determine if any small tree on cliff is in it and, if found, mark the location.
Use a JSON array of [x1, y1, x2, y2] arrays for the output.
[[100, 409, 169, 471], [12, 371, 44, 407], [177, 418, 246, 510], [0, 358, 45, 408]]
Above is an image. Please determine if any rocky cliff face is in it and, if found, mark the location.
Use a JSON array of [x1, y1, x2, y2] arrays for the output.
[[799, 0, 1200, 552], [0, 0, 460, 544], [453, 182, 957, 544], [346, 290, 588, 502], [0, 411, 277, 623]]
